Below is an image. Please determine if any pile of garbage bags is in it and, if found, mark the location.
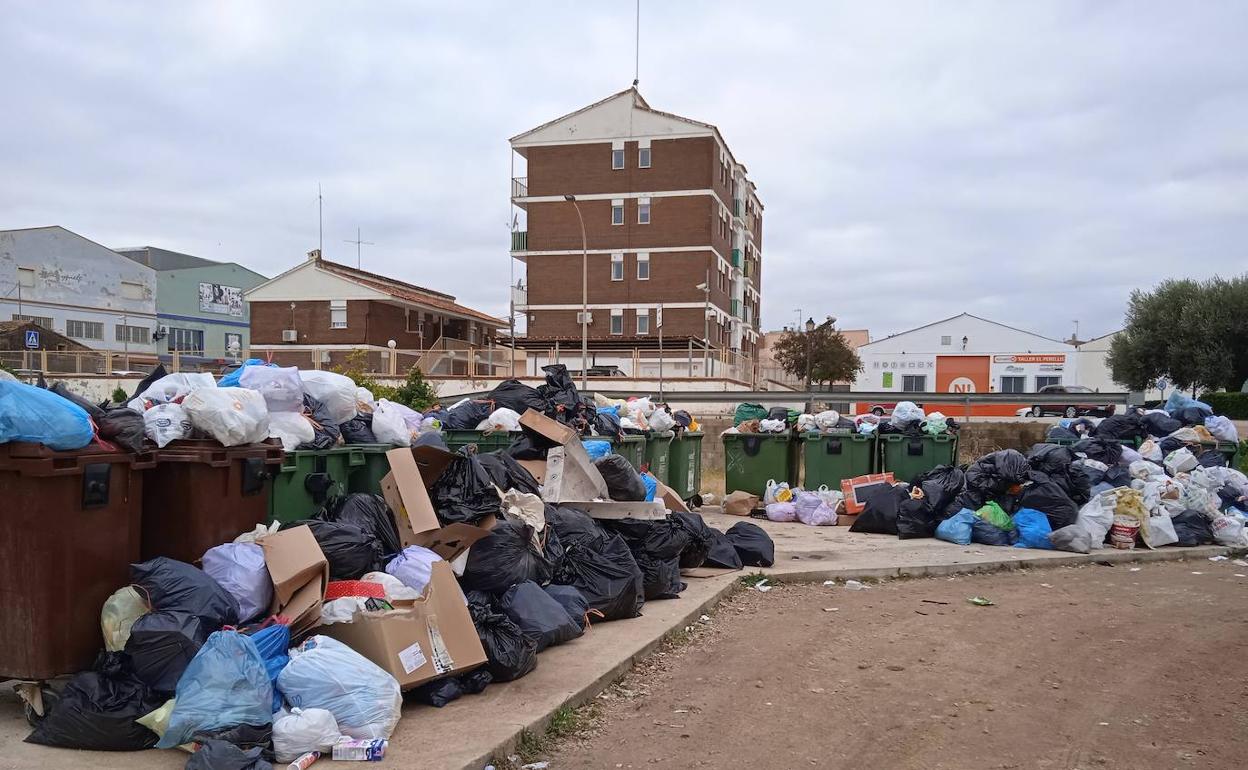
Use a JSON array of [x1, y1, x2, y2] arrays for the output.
[[729, 400, 958, 438]]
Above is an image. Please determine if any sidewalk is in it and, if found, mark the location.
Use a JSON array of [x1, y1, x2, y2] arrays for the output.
[[0, 515, 1233, 769]]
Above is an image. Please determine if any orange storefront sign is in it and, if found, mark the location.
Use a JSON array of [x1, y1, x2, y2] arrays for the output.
[[936, 355, 989, 393]]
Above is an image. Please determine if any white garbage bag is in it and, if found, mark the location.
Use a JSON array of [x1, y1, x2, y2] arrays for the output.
[[273, 708, 343, 764], [889, 401, 925, 427], [476, 407, 523, 433], [240, 365, 304, 413], [355, 387, 376, 414], [143, 402, 192, 447], [101, 586, 148, 652], [360, 571, 423, 601], [1164, 447, 1198, 475], [1138, 440, 1163, 463], [268, 411, 315, 451], [320, 597, 371, 625], [1143, 513, 1178, 548], [795, 414, 817, 433], [298, 370, 358, 425], [384, 545, 443, 596], [278, 635, 402, 740], [1211, 514, 1247, 546], [372, 399, 413, 447], [1205, 415, 1239, 444], [1076, 490, 1116, 549], [759, 419, 787, 433], [814, 410, 842, 430], [201, 542, 273, 623], [648, 409, 676, 433], [135, 373, 216, 406], [183, 387, 270, 446]]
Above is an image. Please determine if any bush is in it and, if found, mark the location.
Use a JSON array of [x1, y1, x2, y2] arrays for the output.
[[1201, 391, 1248, 420], [111, 387, 129, 404], [332, 349, 438, 412]]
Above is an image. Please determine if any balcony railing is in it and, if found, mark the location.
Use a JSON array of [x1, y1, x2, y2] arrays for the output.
[[511, 176, 528, 198], [511, 230, 528, 251]]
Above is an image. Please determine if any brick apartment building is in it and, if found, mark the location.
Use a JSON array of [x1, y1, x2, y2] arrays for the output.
[[509, 87, 763, 365]]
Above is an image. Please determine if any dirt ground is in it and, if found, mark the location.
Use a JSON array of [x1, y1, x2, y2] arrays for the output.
[[548, 558, 1248, 770]]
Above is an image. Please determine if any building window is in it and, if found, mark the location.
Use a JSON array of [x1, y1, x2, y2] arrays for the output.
[[638, 201, 650, 225], [611, 203, 624, 226], [637, 253, 650, 280], [115, 324, 148, 344], [169, 327, 204, 355], [330, 300, 347, 329], [120, 281, 144, 300], [610, 310, 624, 335], [940, 335, 952, 346], [17, 267, 35, 288], [406, 310, 424, 334], [638, 147, 651, 168], [902, 374, 927, 392], [1035, 375, 1062, 390], [12, 313, 53, 328], [611, 253, 624, 281], [612, 148, 624, 170], [636, 310, 650, 335], [66, 319, 103, 340], [1000, 375, 1026, 394]]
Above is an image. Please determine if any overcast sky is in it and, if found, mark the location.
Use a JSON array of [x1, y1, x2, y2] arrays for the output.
[[3, 1, 1246, 342]]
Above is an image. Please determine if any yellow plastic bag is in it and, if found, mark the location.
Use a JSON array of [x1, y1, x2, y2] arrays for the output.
[[101, 586, 148, 652], [137, 699, 176, 738]]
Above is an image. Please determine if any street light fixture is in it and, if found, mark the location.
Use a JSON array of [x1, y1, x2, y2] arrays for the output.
[[564, 194, 589, 392], [695, 279, 710, 376]]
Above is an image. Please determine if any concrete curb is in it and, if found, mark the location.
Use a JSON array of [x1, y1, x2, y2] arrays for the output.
[[461, 543, 1240, 769]]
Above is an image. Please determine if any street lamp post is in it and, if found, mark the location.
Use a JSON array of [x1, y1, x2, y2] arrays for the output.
[[695, 276, 710, 377], [564, 194, 589, 393], [804, 317, 815, 412]]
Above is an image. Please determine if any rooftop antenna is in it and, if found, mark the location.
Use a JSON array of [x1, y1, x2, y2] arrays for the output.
[[633, 0, 640, 86], [317, 183, 323, 257], [344, 227, 374, 269], [1072, 319, 1080, 341]]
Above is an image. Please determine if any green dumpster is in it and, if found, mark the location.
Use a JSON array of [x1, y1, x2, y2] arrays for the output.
[[610, 434, 647, 470], [347, 444, 396, 495], [723, 433, 799, 497], [667, 431, 704, 500], [644, 431, 675, 485], [877, 434, 958, 482], [803, 431, 875, 489], [442, 430, 519, 455], [270, 447, 364, 523]]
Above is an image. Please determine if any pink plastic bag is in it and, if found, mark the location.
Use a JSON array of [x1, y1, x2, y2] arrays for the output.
[[765, 502, 797, 523], [797, 501, 837, 526]]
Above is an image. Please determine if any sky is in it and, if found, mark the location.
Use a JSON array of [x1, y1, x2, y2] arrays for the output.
[[3, 0, 1247, 343]]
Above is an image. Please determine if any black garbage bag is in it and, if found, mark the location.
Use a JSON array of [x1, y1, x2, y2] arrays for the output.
[[896, 496, 937, 539], [466, 599, 539, 682], [592, 409, 622, 438], [414, 430, 447, 450], [339, 413, 378, 444], [850, 484, 910, 535], [431, 451, 502, 525], [499, 580, 584, 650], [910, 465, 966, 519], [477, 450, 542, 495], [125, 610, 209, 694], [672, 410, 693, 430], [185, 740, 273, 770], [99, 408, 147, 453], [49, 382, 105, 417], [1158, 436, 1185, 456], [971, 518, 1017, 546], [1027, 443, 1077, 474], [1171, 509, 1215, 546], [191, 723, 273, 759], [315, 493, 402, 559], [543, 584, 591, 631], [542, 525, 566, 575], [964, 450, 1030, 499], [1069, 417, 1097, 436], [703, 527, 744, 569], [1198, 449, 1227, 468], [545, 504, 609, 546], [296, 393, 341, 451], [878, 419, 923, 436], [594, 454, 647, 501], [294, 519, 384, 580], [554, 532, 644, 621], [767, 406, 792, 424], [412, 677, 464, 708], [1072, 437, 1123, 466], [603, 517, 693, 562], [671, 512, 714, 568], [1047, 426, 1079, 441], [1017, 473, 1079, 530], [507, 430, 558, 461], [460, 520, 552, 594], [1141, 411, 1182, 437], [444, 399, 495, 430], [459, 668, 494, 695], [538, 364, 582, 418], [488, 379, 548, 415], [1093, 414, 1146, 443], [1177, 405, 1213, 426], [1217, 485, 1246, 510], [634, 553, 684, 599], [129, 364, 169, 401], [725, 521, 775, 567], [131, 557, 240, 630], [25, 656, 163, 751]]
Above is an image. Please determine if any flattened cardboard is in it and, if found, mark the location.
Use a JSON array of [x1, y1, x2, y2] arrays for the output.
[[519, 409, 577, 446], [656, 481, 691, 513], [381, 446, 493, 561], [681, 566, 741, 578], [259, 525, 329, 637], [517, 459, 547, 485], [577, 499, 667, 520], [841, 472, 895, 514], [318, 561, 486, 690], [541, 445, 610, 503]]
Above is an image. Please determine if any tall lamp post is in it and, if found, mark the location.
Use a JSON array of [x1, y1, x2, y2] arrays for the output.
[[695, 276, 710, 376], [564, 194, 589, 392], [804, 315, 837, 413]]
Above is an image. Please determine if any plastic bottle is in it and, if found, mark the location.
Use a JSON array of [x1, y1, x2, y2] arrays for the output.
[[287, 751, 320, 770]]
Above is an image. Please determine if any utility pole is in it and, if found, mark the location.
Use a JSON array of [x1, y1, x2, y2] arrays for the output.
[[343, 227, 374, 269], [317, 184, 324, 257], [657, 303, 664, 402]]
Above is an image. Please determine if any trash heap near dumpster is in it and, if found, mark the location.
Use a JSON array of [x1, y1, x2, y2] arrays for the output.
[[0, 363, 759, 766]]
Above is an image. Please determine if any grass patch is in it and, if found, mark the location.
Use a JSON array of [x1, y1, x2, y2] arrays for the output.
[[508, 701, 604, 765], [738, 571, 772, 588]]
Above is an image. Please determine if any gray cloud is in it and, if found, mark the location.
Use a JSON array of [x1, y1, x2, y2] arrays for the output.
[[3, 0, 1246, 341]]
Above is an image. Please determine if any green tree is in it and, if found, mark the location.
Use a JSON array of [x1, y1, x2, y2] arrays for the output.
[[771, 326, 864, 387], [390, 365, 438, 411], [1108, 275, 1248, 392], [111, 386, 129, 404], [332, 349, 438, 411]]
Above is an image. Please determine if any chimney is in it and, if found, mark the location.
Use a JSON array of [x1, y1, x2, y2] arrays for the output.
[[307, 249, 321, 261]]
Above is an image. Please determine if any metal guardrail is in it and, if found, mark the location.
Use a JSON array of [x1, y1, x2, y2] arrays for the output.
[[445, 388, 1133, 406]]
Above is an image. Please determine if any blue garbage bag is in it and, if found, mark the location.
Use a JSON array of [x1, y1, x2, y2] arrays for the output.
[[935, 509, 976, 546], [641, 472, 658, 502], [1013, 508, 1054, 550], [1163, 392, 1212, 419], [218, 359, 275, 388], [584, 440, 611, 461], [596, 405, 620, 416], [248, 623, 290, 712], [157, 631, 273, 749], [0, 380, 94, 450]]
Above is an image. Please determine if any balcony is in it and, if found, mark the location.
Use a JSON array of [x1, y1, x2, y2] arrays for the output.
[[511, 230, 528, 251], [731, 248, 742, 268], [730, 299, 740, 318], [511, 176, 528, 198], [733, 199, 743, 217]]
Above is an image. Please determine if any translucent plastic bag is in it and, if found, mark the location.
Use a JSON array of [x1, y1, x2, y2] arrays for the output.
[[157, 631, 273, 749], [922, 411, 949, 436], [815, 485, 845, 511], [1164, 447, 1198, 475], [384, 545, 443, 596], [360, 571, 423, 601], [0, 380, 94, 450], [268, 411, 315, 451], [795, 414, 817, 433], [137, 373, 216, 405], [796, 500, 837, 526], [814, 410, 842, 430], [298, 370, 358, 425], [1143, 513, 1178, 548], [277, 635, 402, 740], [201, 542, 273, 623], [889, 401, 925, 427], [1138, 439, 1162, 463], [143, 402, 192, 448], [240, 365, 303, 413], [183, 387, 269, 447], [477, 407, 523, 433], [101, 586, 148, 652], [1205, 415, 1239, 443], [1076, 491, 1116, 549], [273, 708, 342, 763], [1211, 514, 1247, 546], [759, 419, 787, 433], [371, 399, 413, 447], [764, 501, 798, 522], [763, 479, 793, 505], [648, 409, 676, 433]]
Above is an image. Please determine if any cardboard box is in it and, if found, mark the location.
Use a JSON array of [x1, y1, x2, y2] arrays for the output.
[[835, 513, 859, 528], [519, 409, 577, 445], [840, 473, 896, 514], [259, 525, 329, 638], [318, 561, 486, 690], [656, 481, 691, 513], [380, 446, 493, 561]]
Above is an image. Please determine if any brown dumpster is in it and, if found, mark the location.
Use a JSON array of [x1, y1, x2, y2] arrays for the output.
[[141, 439, 283, 564], [0, 442, 151, 681]]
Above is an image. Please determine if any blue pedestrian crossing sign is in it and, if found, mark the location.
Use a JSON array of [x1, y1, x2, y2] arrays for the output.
[[24, 330, 39, 349]]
